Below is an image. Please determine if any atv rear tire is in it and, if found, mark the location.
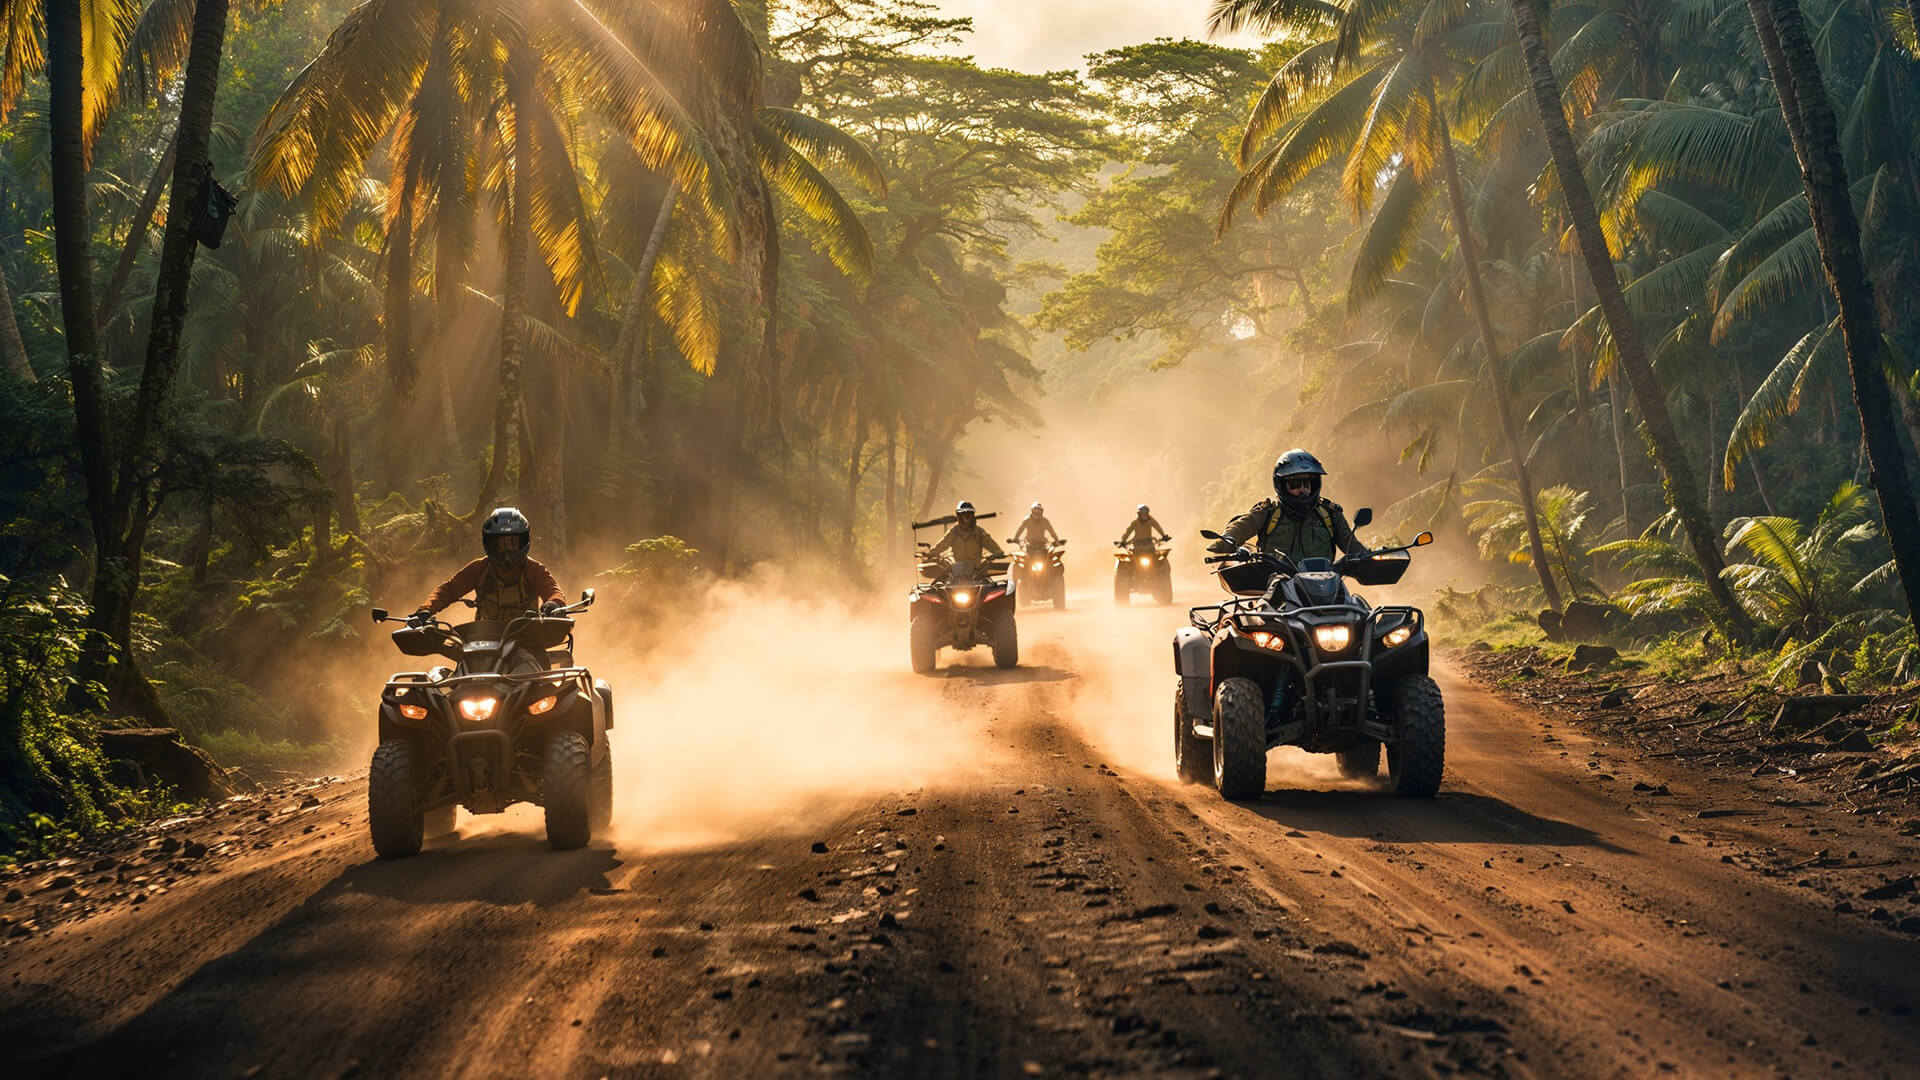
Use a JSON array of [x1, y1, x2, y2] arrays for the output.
[[1173, 681, 1210, 784], [545, 731, 596, 849], [1336, 740, 1381, 779], [992, 611, 1019, 668], [1386, 675, 1445, 797], [423, 804, 458, 839], [1212, 677, 1267, 801], [910, 615, 939, 674], [368, 740, 424, 859]]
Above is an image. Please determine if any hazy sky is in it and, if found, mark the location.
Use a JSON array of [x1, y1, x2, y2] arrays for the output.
[[926, 1, 1262, 73]]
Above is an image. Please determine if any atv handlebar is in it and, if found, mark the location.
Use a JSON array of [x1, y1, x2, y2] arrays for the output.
[[371, 587, 596, 629]]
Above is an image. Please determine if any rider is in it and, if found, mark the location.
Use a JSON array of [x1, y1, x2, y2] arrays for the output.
[[928, 500, 1006, 570], [1208, 449, 1364, 562], [413, 507, 568, 624], [1013, 502, 1059, 547], [1119, 504, 1169, 549]]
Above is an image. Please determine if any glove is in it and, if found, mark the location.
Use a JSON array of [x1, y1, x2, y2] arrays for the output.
[[541, 599, 566, 616], [1207, 537, 1237, 554], [1159, 535, 1172, 543], [407, 606, 433, 627]]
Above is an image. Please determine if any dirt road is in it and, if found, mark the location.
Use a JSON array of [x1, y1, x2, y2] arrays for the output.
[[6, 588, 1920, 1078]]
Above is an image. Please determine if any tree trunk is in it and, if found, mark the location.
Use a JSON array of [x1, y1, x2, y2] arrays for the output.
[[1432, 99, 1563, 611], [386, 173, 417, 396], [884, 424, 898, 565], [474, 47, 537, 518], [1609, 373, 1633, 529], [1510, 0, 1752, 635], [1746, 0, 1920, 633], [610, 181, 678, 461], [0, 259, 31, 382], [75, 0, 231, 723], [96, 130, 177, 333], [48, 0, 112, 549]]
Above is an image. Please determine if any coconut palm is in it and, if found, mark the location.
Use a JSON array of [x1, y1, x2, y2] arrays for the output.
[[250, 0, 740, 519], [1212, 0, 1566, 610]]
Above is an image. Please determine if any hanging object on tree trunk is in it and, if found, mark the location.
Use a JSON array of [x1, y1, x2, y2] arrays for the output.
[[194, 162, 237, 248]]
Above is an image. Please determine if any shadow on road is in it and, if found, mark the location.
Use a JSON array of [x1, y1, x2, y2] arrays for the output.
[[1243, 787, 1626, 851], [341, 834, 621, 906]]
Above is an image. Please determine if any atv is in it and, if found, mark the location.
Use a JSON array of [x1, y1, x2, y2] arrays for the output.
[[365, 590, 613, 857], [1009, 537, 1068, 608], [1171, 512, 1442, 800], [1114, 537, 1174, 605], [907, 512, 1018, 674]]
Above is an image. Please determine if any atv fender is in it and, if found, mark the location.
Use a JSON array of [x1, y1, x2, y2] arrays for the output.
[[594, 678, 614, 731], [1173, 627, 1212, 721], [1371, 634, 1430, 681]]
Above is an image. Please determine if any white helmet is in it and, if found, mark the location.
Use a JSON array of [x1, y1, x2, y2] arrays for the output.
[[1136, 504, 1150, 516], [1030, 502, 1044, 516]]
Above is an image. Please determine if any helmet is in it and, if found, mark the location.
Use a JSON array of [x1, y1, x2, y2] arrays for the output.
[[482, 506, 531, 569], [1030, 502, 1044, 516], [1272, 449, 1327, 512], [1136, 504, 1150, 516], [955, 500, 976, 524]]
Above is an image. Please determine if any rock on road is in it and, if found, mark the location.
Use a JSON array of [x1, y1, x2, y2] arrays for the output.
[[5, 588, 1920, 1078]]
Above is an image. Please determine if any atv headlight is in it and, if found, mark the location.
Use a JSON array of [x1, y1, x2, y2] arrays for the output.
[[1137, 555, 1152, 567], [459, 697, 498, 722], [528, 694, 559, 716], [1247, 630, 1285, 652], [398, 703, 428, 720], [953, 589, 974, 608], [1382, 625, 1414, 648], [1031, 561, 1045, 571], [1312, 624, 1353, 654]]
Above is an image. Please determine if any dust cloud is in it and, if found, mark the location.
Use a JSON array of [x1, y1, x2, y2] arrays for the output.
[[591, 572, 1001, 853]]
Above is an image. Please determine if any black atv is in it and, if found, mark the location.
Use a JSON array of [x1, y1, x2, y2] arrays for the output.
[[907, 513, 1018, 674], [1171, 512, 1442, 800], [366, 590, 613, 857], [1009, 537, 1068, 608], [1114, 538, 1173, 605]]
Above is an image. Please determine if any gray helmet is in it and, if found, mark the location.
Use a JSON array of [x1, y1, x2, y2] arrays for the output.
[[1272, 449, 1326, 511], [1136, 504, 1150, 516], [482, 506, 531, 569]]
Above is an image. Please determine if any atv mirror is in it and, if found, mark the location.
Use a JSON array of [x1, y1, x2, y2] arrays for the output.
[[1353, 507, 1373, 528], [1199, 529, 1222, 540], [371, 607, 388, 623], [1413, 531, 1434, 547], [581, 588, 596, 606]]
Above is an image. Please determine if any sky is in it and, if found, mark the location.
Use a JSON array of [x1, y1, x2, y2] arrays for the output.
[[926, 1, 1263, 73]]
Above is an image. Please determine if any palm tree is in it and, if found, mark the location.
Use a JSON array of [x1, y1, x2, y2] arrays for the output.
[[1213, 0, 1565, 610], [1501, 0, 1756, 638], [1740, 0, 1920, 635], [251, 0, 736, 519]]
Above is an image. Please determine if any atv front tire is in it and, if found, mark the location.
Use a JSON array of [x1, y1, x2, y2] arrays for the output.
[[1336, 740, 1381, 779], [545, 731, 596, 849], [1386, 675, 1445, 797], [992, 611, 1019, 669], [1173, 681, 1210, 784], [368, 740, 424, 859], [1113, 569, 1129, 605], [1053, 576, 1067, 609], [910, 615, 940, 674], [1152, 566, 1173, 606], [589, 740, 613, 835], [1212, 677, 1267, 801]]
